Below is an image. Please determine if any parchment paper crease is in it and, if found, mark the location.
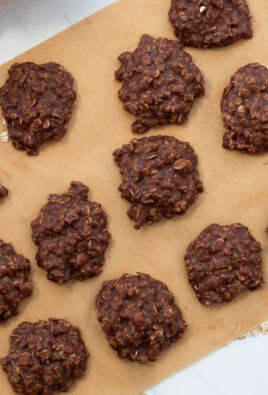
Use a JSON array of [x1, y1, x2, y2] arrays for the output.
[[0, 0, 267, 394]]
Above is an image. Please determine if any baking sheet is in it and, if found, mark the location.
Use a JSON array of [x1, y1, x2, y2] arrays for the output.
[[0, 0, 267, 394]]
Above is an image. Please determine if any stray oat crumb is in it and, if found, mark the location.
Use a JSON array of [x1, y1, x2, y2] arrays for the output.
[[260, 322, 268, 334], [238, 321, 268, 339], [200, 5, 206, 13], [247, 328, 259, 337], [0, 131, 9, 143]]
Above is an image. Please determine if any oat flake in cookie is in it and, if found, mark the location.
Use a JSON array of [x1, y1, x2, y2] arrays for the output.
[[113, 135, 203, 229], [0, 239, 32, 321], [185, 223, 264, 306], [169, 0, 253, 48], [0, 62, 76, 155], [96, 273, 187, 363], [221, 63, 268, 154], [115, 34, 204, 134], [1, 318, 89, 394], [31, 181, 111, 284]]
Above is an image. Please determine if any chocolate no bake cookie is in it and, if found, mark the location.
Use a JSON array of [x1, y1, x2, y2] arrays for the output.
[[115, 34, 205, 133], [1, 318, 89, 394], [221, 63, 268, 154], [169, 0, 253, 48], [0, 185, 8, 198], [96, 273, 187, 363], [113, 135, 203, 229], [0, 239, 32, 321], [0, 62, 76, 155], [31, 181, 111, 284], [185, 223, 264, 306]]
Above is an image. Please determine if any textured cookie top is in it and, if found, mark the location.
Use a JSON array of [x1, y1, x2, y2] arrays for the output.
[[0, 239, 32, 321], [31, 181, 111, 284], [221, 63, 268, 154], [96, 273, 187, 363], [113, 135, 203, 229], [185, 223, 264, 306], [169, 0, 252, 48], [115, 34, 204, 133], [0, 62, 76, 155], [1, 318, 89, 394]]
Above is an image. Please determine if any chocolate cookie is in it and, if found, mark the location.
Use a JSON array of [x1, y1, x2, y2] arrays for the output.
[[113, 135, 203, 229], [96, 273, 187, 363], [185, 223, 264, 306], [0, 239, 32, 321], [0, 185, 8, 198], [31, 181, 111, 284], [169, 0, 253, 48], [1, 318, 89, 394], [221, 63, 268, 154], [0, 62, 76, 155], [115, 34, 204, 133]]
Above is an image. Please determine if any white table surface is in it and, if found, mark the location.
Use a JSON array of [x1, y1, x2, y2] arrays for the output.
[[0, 1, 267, 394]]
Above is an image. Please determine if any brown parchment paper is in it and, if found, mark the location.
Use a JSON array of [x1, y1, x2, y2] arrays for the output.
[[0, 0, 267, 394]]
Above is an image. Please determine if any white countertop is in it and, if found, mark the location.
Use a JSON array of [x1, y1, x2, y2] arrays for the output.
[[0, 1, 267, 394]]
